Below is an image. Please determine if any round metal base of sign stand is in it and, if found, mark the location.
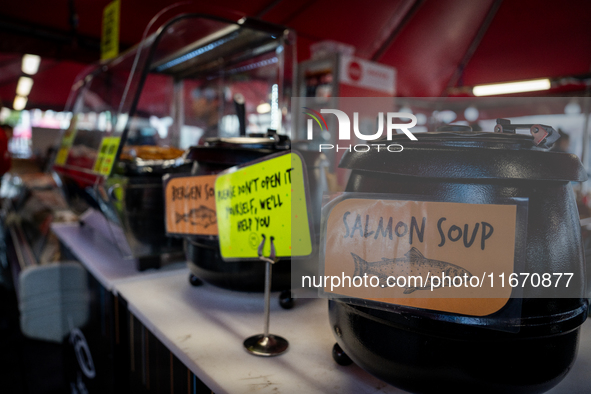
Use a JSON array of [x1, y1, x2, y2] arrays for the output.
[[244, 334, 289, 357]]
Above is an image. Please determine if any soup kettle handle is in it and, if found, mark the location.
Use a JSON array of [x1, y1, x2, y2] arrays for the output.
[[494, 118, 560, 149]]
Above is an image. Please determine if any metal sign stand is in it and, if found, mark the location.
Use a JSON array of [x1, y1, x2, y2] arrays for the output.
[[243, 235, 289, 356]]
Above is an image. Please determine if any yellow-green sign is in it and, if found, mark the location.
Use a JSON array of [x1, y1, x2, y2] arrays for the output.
[[54, 115, 79, 165], [93, 136, 121, 176], [101, 0, 120, 61], [215, 152, 312, 260]]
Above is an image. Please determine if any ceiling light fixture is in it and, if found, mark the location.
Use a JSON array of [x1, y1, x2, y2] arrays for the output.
[[21, 54, 41, 75], [256, 103, 271, 113], [472, 79, 551, 96], [16, 76, 33, 96], [13, 95, 27, 111]]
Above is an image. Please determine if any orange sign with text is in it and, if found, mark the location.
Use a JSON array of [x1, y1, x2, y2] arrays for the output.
[[164, 174, 218, 236], [323, 198, 517, 316]]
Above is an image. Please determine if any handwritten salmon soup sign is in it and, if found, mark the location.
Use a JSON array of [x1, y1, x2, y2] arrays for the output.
[[214, 152, 312, 260], [164, 174, 218, 236], [322, 198, 518, 316]]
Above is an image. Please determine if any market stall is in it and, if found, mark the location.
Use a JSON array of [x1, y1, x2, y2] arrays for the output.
[[2, 2, 591, 394]]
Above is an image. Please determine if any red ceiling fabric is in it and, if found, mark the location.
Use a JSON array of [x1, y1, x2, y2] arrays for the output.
[[377, 0, 496, 96], [460, 0, 591, 86], [1, 0, 591, 109], [0, 59, 88, 110]]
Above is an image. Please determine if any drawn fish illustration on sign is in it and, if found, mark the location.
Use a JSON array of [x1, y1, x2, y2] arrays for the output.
[[351, 247, 472, 294], [175, 205, 217, 228]]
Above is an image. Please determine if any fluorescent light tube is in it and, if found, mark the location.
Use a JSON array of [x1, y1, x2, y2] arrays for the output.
[[473, 79, 551, 96], [257, 103, 271, 113], [16, 77, 33, 96], [21, 54, 41, 75], [13, 95, 27, 111]]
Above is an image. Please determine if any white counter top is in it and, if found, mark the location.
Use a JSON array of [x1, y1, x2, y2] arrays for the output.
[[51, 212, 401, 393], [51, 221, 140, 291], [52, 216, 591, 393], [115, 269, 402, 394], [51, 209, 184, 291]]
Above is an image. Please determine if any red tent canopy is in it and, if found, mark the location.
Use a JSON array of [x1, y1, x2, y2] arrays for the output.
[[0, 0, 589, 110]]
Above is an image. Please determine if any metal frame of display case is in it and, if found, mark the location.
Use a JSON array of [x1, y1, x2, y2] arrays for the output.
[[53, 14, 296, 270]]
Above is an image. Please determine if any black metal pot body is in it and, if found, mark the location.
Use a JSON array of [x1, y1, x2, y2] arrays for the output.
[[329, 132, 588, 393], [112, 162, 193, 252], [185, 136, 291, 292], [124, 175, 180, 246]]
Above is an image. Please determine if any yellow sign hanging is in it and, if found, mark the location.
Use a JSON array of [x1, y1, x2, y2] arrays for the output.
[[101, 0, 120, 61], [54, 115, 79, 165]]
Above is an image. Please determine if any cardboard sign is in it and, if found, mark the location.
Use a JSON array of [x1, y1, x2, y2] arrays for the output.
[[323, 198, 517, 316], [215, 152, 312, 260], [164, 174, 218, 236], [101, 0, 120, 61], [54, 116, 79, 165], [93, 137, 120, 176]]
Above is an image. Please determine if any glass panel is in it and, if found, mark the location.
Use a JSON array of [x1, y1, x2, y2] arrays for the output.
[[54, 13, 296, 261]]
